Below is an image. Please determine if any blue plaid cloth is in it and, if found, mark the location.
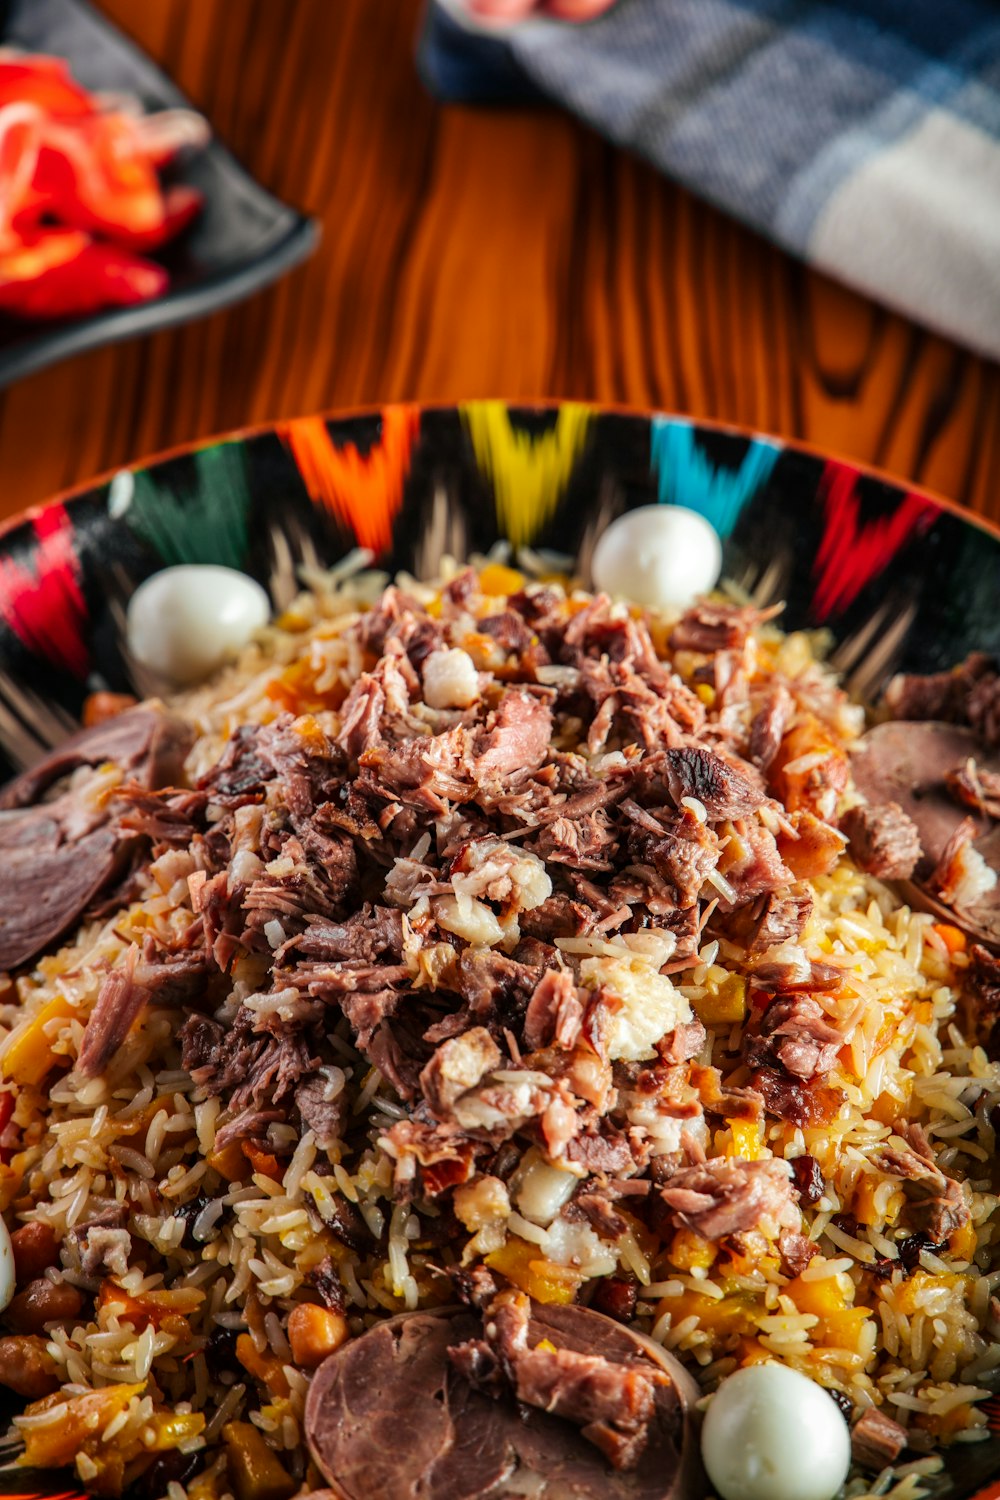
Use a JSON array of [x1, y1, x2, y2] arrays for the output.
[[418, 0, 1000, 361]]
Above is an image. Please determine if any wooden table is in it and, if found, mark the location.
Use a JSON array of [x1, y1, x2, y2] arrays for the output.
[[1, 0, 998, 523]]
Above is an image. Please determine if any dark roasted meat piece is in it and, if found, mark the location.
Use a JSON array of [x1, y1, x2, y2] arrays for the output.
[[841, 801, 922, 880]]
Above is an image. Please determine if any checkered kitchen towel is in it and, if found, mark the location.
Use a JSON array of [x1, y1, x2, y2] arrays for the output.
[[418, 0, 1000, 362]]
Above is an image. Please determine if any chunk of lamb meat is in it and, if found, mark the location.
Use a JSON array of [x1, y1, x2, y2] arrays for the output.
[[849, 720, 1000, 877], [533, 810, 618, 871], [743, 996, 846, 1081], [305, 1301, 702, 1498], [747, 891, 813, 954], [180, 1009, 319, 1113], [884, 652, 997, 734], [878, 1122, 971, 1241], [716, 817, 795, 909], [472, 691, 553, 787], [478, 610, 535, 656], [663, 747, 764, 822], [425, 947, 543, 1042], [523, 969, 584, 1051], [0, 811, 134, 972], [748, 685, 794, 772], [0, 706, 192, 811], [0, 706, 195, 970], [668, 601, 781, 654], [296, 1073, 348, 1149], [520, 894, 597, 942], [925, 818, 997, 909], [78, 937, 208, 1077], [657, 1157, 798, 1239], [285, 905, 403, 964], [965, 944, 1000, 1054], [450, 1295, 667, 1472], [945, 758, 1000, 820], [419, 1028, 502, 1121], [777, 1231, 819, 1277], [841, 802, 922, 880], [851, 1408, 908, 1471], [622, 800, 721, 909]]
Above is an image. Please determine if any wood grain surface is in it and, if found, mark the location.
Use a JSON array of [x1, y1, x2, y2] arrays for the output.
[[0, 0, 998, 523]]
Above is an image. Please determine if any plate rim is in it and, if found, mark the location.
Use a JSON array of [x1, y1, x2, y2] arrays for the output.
[[0, 398, 995, 548]]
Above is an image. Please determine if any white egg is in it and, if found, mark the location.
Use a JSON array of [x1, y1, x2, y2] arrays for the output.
[[0, 1217, 14, 1312], [701, 1363, 851, 1500], [590, 504, 722, 610], [126, 565, 271, 687]]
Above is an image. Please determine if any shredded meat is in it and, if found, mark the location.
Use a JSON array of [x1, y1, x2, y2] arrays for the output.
[[669, 601, 781, 654], [744, 996, 846, 1080], [945, 757, 1000, 820], [448, 1294, 666, 1471], [657, 1157, 798, 1238], [79, 938, 208, 1077], [749, 685, 794, 771], [878, 1122, 971, 1242], [523, 969, 584, 1051], [748, 891, 813, 953], [622, 800, 721, 909], [419, 1028, 502, 1121]]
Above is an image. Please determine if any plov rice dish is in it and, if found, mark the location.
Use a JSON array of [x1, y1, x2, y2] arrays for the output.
[[0, 560, 999, 1499]]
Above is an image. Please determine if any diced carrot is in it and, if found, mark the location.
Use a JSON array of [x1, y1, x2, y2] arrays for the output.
[[735, 1336, 773, 1366], [236, 1333, 291, 1397], [933, 923, 967, 955], [207, 1140, 249, 1183], [785, 1272, 849, 1319], [693, 974, 747, 1025], [98, 1281, 202, 1332], [287, 1303, 349, 1368], [478, 563, 524, 597], [222, 1421, 296, 1500], [486, 1237, 581, 1305], [728, 1119, 763, 1161], [82, 690, 138, 727], [242, 1141, 281, 1181], [19, 1381, 143, 1469], [657, 1289, 759, 1340], [949, 1219, 978, 1263], [668, 1228, 717, 1272], [820, 1306, 872, 1351], [0, 995, 77, 1086]]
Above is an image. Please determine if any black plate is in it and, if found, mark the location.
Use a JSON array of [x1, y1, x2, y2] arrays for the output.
[[0, 0, 318, 387]]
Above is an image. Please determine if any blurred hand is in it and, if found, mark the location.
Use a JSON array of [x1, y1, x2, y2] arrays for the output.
[[465, 0, 617, 21]]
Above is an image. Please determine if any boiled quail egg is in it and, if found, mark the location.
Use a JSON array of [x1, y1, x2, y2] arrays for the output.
[[126, 565, 271, 687], [590, 504, 722, 610], [0, 1218, 14, 1311], [701, 1363, 851, 1500]]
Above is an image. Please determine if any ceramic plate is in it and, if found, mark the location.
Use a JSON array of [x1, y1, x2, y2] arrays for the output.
[[0, 401, 998, 1500], [0, 0, 318, 388]]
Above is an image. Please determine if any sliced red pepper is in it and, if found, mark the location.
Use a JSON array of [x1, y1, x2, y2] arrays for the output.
[[27, 114, 167, 239], [0, 52, 94, 117], [0, 51, 205, 319], [0, 230, 168, 319], [0, 103, 43, 227], [111, 182, 203, 251]]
